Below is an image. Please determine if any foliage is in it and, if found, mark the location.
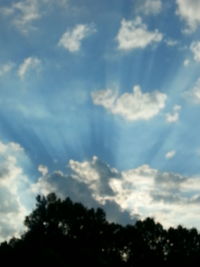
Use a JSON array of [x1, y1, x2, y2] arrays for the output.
[[0, 193, 200, 266]]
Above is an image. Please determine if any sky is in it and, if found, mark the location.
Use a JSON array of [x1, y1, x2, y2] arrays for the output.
[[1, 0, 200, 241]]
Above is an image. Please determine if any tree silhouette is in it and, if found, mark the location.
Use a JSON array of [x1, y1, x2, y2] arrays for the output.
[[0, 193, 200, 266]]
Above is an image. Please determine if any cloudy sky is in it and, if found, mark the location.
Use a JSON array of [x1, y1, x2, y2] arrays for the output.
[[1, 0, 200, 241]]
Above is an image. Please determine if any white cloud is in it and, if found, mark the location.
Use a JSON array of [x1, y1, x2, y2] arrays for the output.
[[165, 39, 178, 47], [1, 0, 41, 34], [165, 150, 176, 159], [176, 0, 200, 33], [91, 85, 167, 121], [0, 62, 15, 76], [116, 16, 163, 51], [38, 164, 48, 176], [58, 24, 96, 52], [0, 141, 31, 242], [17, 56, 41, 80], [165, 105, 181, 123], [190, 41, 200, 62], [32, 156, 200, 229], [186, 78, 200, 103], [183, 59, 190, 66], [1, 0, 69, 34], [136, 0, 162, 15]]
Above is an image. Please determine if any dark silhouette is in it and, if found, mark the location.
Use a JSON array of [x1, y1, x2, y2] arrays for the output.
[[1, 193, 200, 266]]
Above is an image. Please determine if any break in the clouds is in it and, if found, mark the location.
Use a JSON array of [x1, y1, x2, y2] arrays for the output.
[[136, 0, 162, 15], [165, 105, 181, 123], [176, 0, 200, 33], [92, 85, 167, 121], [58, 24, 96, 52], [17, 56, 41, 80], [190, 41, 200, 62], [116, 16, 163, 51]]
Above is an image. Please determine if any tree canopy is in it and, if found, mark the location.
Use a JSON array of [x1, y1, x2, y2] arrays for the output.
[[0, 193, 200, 266]]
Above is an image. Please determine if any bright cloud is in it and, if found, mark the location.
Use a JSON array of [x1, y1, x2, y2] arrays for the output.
[[32, 156, 200, 229], [91, 85, 167, 121], [165, 105, 181, 123], [176, 0, 200, 33], [116, 16, 163, 51], [58, 24, 96, 52], [0, 62, 15, 76], [190, 41, 200, 62], [0, 141, 31, 242], [165, 150, 176, 159], [17, 56, 41, 80], [136, 0, 162, 15]]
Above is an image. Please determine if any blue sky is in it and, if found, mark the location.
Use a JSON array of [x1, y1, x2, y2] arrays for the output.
[[1, 0, 200, 241]]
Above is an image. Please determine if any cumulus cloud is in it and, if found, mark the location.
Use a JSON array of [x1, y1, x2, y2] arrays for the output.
[[176, 0, 200, 33], [116, 16, 163, 51], [0, 62, 15, 76], [190, 41, 200, 62], [91, 85, 167, 121], [2, 147, 200, 240], [58, 24, 96, 52], [165, 150, 176, 159], [136, 0, 162, 15], [31, 157, 135, 225], [0, 141, 31, 242], [165, 105, 181, 123], [31, 156, 200, 229], [17, 56, 41, 80]]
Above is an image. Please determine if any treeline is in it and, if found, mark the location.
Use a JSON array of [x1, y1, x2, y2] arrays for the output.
[[0, 193, 200, 266]]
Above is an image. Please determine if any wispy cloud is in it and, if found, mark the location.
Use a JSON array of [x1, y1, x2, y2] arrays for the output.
[[165, 105, 181, 123], [136, 0, 162, 15], [58, 24, 96, 52], [176, 0, 200, 33], [190, 41, 200, 62], [183, 59, 190, 66], [165, 39, 178, 47], [17, 56, 41, 80], [0, 0, 69, 34], [1, 0, 40, 34], [116, 16, 163, 51], [165, 150, 176, 159], [0, 62, 15, 76], [91, 85, 167, 121], [186, 78, 200, 104], [38, 164, 48, 176]]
